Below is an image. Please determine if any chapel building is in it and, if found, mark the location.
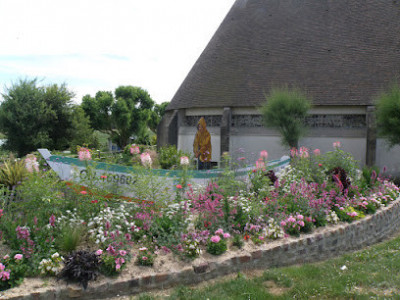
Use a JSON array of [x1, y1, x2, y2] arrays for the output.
[[158, 0, 400, 174]]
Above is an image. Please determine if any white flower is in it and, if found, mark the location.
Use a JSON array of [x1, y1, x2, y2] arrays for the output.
[[340, 265, 347, 271]]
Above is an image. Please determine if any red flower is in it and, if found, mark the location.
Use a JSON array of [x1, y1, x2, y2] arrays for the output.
[[80, 191, 87, 195], [100, 175, 107, 179], [244, 234, 250, 241], [176, 184, 183, 189], [91, 200, 98, 204]]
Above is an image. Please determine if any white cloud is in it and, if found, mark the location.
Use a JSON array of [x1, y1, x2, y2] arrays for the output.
[[0, 0, 235, 103]]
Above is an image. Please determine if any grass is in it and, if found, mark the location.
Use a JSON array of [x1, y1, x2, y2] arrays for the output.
[[134, 232, 400, 299]]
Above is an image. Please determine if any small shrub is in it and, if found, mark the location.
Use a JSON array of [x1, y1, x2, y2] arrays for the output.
[[58, 250, 101, 289], [38, 252, 64, 276], [136, 247, 155, 266], [232, 234, 244, 249], [158, 145, 189, 169], [0, 159, 28, 189], [56, 225, 85, 254], [207, 229, 230, 255]]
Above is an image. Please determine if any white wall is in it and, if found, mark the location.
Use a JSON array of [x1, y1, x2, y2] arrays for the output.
[[376, 139, 400, 175]]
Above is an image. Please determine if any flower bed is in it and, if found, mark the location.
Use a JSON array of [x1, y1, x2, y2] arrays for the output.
[[0, 142, 399, 296]]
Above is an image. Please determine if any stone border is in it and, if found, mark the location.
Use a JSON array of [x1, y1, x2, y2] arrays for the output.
[[3, 196, 400, 299]]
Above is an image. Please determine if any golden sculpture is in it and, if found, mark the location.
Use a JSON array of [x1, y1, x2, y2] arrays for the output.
[[193, 117, 212, 169]]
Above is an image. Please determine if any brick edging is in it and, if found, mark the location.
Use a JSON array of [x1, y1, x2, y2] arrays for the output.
[[4, 197, 400, 299]]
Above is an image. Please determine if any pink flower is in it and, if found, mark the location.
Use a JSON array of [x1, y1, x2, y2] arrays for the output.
[[0, 209, 3, 218], [106, 246, 116, 255], [14, 254, 23, 260], [141, 256, 148, 261], [298, 146, 309, 158], [3, 255, 9, 260], [297, 214, 304, 220], [139, 247, 148, 251], [287, 216, 296, 223], [125, 233, 132, 241], [116, 264, 121, 270], [180, 156, 189, 166], [256, 158, 265, 170], [280, 221, 286, 226], [215, 228, 224, 235], [0, 270, 10, 281], [105, 221, 111, 230], [0, 263, 4, 271], [80, 190, 87, 195], [130, 144, 140, 155], [210, 235, 221, 243], [333, 141, 341, 149], [49, 214, 56, 227], [318, 163, 323, 167], [223, 233, 231, 239], [140, 152, 152, 167], [176, 184, 183, 189], [290, 148, 298, 157], [313, 149, 321, 156], [78, 147, 92, 161], [119, 250, 127, 256], [95, 249, 103, 256], [25, 154, 39, 172], [259, 150, 268, 159]]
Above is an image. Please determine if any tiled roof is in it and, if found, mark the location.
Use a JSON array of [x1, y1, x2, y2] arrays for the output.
[[167, 0, 400, 110]]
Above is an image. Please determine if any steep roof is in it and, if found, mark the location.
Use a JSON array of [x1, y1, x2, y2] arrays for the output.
[[167, 0, 400, 111]]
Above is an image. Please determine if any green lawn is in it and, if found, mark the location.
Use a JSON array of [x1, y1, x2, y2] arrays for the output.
[[136, 232, 400, 299]]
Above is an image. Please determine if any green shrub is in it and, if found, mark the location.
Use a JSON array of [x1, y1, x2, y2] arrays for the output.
[[0, 159, 28, 189], [158, 145, 189, 169]]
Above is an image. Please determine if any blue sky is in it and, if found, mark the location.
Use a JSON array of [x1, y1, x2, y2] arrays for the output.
[[0, 0, 235, 104]]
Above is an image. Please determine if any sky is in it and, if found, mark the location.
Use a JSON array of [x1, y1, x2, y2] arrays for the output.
[[0, 0, 236, 104]]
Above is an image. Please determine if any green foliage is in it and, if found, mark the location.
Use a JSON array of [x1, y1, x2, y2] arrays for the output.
[[261, 88, 312, 148], [0, 255, 28, 291], [158, 145, 188, 169], [136, 248, 155, 266], [0, 159, 28, 189], [319, 147, 360, 181], [56, 225, 85, 254], [207, 238, 227, 255], [0, 79, 75, 156], [81, 86, 157, 149], [68, 106, 99, 151], [216, 153, 247, 197], [375, 83, 400, 147], [231, 234, 244, 249]]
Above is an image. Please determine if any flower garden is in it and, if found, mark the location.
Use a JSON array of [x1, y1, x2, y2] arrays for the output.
[[0, 142, 399, 294]]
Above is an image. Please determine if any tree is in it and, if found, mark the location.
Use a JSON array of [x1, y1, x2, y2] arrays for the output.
[[260, 88, 312, 149], [81, 86, 158, 148], [68, 106, 98, 151], [0, 79, 75, 156], [148, 102, 169, 132], [375, 83, 400, 147]]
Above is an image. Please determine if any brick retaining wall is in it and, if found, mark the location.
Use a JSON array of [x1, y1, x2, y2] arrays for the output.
[[4, 196, 400, 300]]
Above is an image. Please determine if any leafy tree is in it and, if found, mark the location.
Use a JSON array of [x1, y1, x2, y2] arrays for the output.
[[375, 83, 400, 147], [148, 102, 169, 132], [0, 79, 74, 156], [81, 86, 158, 148], [260, 88, 312, 149], [68, 106, 98, 151]]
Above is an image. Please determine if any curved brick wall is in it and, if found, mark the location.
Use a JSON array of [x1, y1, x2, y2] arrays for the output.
[[5, 196, 400, 299]]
